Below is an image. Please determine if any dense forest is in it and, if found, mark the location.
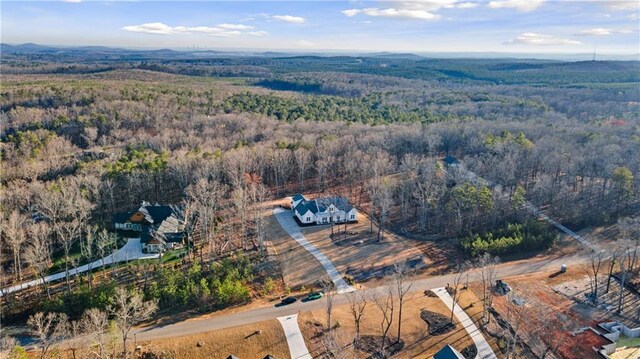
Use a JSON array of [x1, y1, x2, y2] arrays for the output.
[[1, 48, 639, 353]]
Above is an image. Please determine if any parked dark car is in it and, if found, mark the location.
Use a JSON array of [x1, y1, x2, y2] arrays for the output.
[[281, 296, 297, 305]]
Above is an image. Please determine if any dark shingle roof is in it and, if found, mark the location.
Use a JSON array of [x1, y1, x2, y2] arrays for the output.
[[316, 197, 354, 213], [434, 345, 465, 359], [443, 156, 461, 165], [295, 200, 318, 215], [292, 194, 306, 202], [140, 227, 166, 245], [295, 196, 354, 216], [112, 212, 132, 225], [113, 203, 183, 225]]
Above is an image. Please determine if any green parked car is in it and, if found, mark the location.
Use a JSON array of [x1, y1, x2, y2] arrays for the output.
[[306, 291, 324, 301]]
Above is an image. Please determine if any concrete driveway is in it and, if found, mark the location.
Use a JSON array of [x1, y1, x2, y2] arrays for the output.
[[0, 238, 159, 297], [273, 208, 355, 294]]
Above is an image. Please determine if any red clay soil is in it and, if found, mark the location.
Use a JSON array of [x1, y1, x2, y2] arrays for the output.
[[556, 330, 611, 359]]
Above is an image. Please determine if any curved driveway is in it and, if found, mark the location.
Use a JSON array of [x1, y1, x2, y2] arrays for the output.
[[0, 238, 159, 297], [434, 287, 497, 359], [273, 208, 355, 294]]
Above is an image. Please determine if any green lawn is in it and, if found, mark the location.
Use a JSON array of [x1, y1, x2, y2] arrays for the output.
[[161, 248, 188, 264], [617, 336, 640, 348]]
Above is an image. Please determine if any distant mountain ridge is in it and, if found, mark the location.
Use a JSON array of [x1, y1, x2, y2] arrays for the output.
[[1, 43, 638, 62]]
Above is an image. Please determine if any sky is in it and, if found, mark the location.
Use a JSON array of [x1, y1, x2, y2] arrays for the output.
[[1, 0, 639, 54]]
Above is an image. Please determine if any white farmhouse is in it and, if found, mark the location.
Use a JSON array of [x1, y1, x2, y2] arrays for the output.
[[291, 194, 357, 225]]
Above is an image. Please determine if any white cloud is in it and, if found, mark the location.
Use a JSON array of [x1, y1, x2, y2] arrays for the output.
[[505, 32, 582, 46], [296, 40, 315, 47], [577, 28, 614, 36], [488, 0, 546, 12], [122, 22, 265, 37], [272, 15, 305, 23], [342, 7, 440, 20], [456, 2, 478, 8], [217, 23, 254, 30], [576, 28, 634, 36], [63, 0, 82, 3], [392, 0, 458, 11], [342, 1, 478, 21], [599, 1, 640, 11]]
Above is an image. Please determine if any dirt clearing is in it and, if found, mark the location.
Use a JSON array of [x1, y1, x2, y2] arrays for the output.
[[135, 319, 290, 359], [298, 291, 476, 358]]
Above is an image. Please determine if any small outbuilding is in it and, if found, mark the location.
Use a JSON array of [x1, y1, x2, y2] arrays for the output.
[[443, 156, 461, 167]]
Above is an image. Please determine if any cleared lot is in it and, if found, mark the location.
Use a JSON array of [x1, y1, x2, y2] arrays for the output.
[[136, 319, 290, 359], [297, 210, 426, 284], [299, 291, 476, 358]]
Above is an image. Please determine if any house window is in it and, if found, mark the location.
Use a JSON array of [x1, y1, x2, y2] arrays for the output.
[[306, 217, 311, 222], [351, 214, 355, 219]]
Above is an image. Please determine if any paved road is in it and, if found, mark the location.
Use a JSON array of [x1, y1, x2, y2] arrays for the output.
[[273, 208, 355, 294], [277, 314, 312, 359], [133, 251, 587, 341], [0, 238, 159, 297], [434, 287, 497, 359]]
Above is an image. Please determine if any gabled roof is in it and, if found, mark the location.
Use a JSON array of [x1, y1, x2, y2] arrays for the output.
[[113, 202, 183, 225], [295, 200, 318, 215], [156, 216, 184, 234], [443, 156, 461, 165], [295, 196, 354, 216], [316, 197, 354, 213], [140, 227, 166, 245], [434, 345, 465, 359], [292, 194, 306, 202]]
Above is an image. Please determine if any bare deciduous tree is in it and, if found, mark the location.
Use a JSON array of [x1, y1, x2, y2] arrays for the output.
[[369, 178, 394, 241], [3, 211, 28, 282], [24, 223, 52, 298], [81, 308, 110, 359], [503, 292, 533, 359], [475, 253, 499, 325], [448, 262, 468, 324], [393, 261, 413, 343], [535, 308, 572, 359], [346, 290, 368, 346], [82, 225, 97, 288], [294, 148, 312, 190], [372, 287, 395, 357], [248, 182, 268, 256], [27, 311, 69, 359], [0, 335, 19, 357], [321, 330, 347, 359], [57, 218, 84, 291], [96, 228, 117, 272], [322, 280, 335, 331], [107, 287, 158, 358], [586, 250, 606, 305]]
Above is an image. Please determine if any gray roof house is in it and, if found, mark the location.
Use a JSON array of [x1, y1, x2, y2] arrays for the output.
[[291, 194, 357, 225], [113, 201, 185, 253]]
